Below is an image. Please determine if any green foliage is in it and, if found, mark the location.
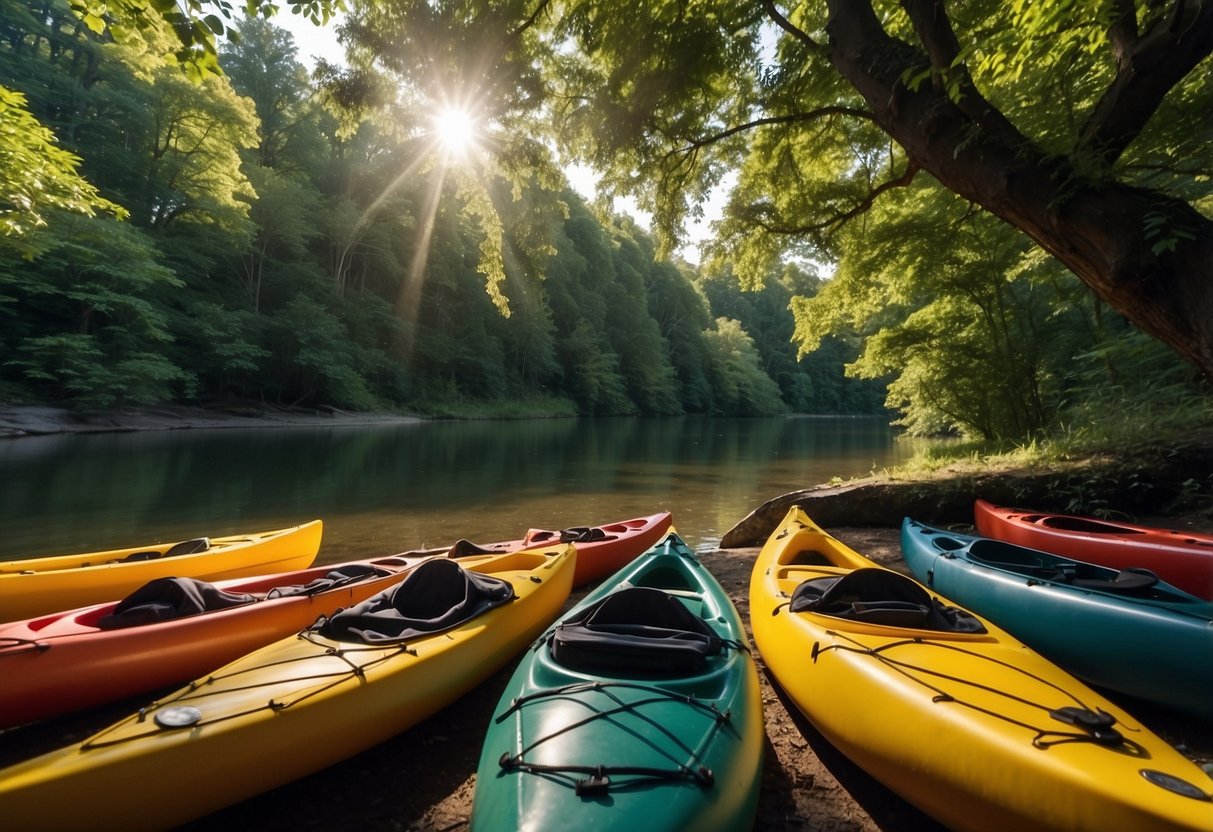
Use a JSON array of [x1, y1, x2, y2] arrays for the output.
[[0, 212, 189, 404], [702, 318, 787, 416], [0, 85, 125, 253], [352, 0, 1213, 414], [6, 333, 182, 406], [0, 7, 876, 419]]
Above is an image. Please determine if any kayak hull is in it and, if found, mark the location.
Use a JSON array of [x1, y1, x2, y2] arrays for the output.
[[901, 517, 1213, 721], [751, 507, 1213, 832], [470, 532, 763, 832], [0, 521, 323, 622], [0, 546, 575, 831]]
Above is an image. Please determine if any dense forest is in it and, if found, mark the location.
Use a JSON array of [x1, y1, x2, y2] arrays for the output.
[[0, 8, 884, 419], [2, 1, 1210, 439]]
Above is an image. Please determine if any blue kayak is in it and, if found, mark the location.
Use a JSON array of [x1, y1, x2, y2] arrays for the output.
[[900, 517, 1213, 721]]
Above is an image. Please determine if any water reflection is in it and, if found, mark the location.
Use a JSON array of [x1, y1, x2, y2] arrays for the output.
[[0, 416, 923, 562]]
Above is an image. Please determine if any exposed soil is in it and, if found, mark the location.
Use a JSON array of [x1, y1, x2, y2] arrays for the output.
[[3, 522, 1210, 832]]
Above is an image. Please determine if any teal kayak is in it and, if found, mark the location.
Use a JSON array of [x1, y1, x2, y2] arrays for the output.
[[901, 517, 1213, 721], [469, 531, 764, 832]]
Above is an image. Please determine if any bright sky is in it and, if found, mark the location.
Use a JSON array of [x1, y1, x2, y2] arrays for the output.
[[271, 10, 724, 263], [273, 9, 347, 68]]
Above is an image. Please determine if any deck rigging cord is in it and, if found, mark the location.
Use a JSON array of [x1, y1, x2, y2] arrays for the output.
[[494, 680, 728, 793], [80, 631, 420, 749], [810, 630, 1139, 750]]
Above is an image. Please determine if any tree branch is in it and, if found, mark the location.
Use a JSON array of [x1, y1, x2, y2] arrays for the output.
[[901, 0, 960, 69], [740, 160, 920, 237], [900, 0, 1024, 140], [1106, 0, 1140, 64], [761, 0, 826, 53], [654, 107, 874, 195], [1078, 0, 1213, 165], [673, 107, 873, 157]]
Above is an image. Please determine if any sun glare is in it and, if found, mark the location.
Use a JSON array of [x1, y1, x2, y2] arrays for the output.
[[433, 107, 477, 160]]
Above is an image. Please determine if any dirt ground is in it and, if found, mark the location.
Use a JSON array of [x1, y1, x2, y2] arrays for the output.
[[4, 523, 1209, 831]]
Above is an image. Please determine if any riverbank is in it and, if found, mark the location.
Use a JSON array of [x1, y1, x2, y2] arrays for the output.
[[0, 404, 422, 438]]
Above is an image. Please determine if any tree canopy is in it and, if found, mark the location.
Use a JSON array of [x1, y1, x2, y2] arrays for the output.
[[326, 0, 1211, 385], [2, 8, 868, 417], [2, 0, 1208, 439]]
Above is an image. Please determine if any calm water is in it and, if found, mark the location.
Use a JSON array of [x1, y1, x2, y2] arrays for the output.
[[0, 416, 923, 563]]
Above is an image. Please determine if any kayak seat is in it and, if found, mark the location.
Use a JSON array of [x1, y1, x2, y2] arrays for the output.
[[976, 551, 1161, 595], [121, 537, 210, 562], [318, 558, 515, 643], [98, 577, 256, 628], [791, 568, 987, 633], [550, 586, 722, 677]]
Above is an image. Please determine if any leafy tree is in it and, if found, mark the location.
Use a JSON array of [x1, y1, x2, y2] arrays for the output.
[[0, 212, 186, 404], [793, 181, 1088, 438], [642, 257, 715, 414], [220, 17, 325, 172], [0, 85, 124, 253], [703, 317, 787, 416]]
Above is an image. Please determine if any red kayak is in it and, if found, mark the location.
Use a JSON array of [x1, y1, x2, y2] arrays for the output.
[[448, 511, 673, 587], [0, 553, 438, 730], [0, 512, 671, 729], [973, 498, 1213, 600]]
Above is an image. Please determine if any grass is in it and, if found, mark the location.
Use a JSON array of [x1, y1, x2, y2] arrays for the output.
[[889, 383, 1213, 474]]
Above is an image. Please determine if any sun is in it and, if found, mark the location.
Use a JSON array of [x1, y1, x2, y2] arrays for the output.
[[432, 107, 478, 160]]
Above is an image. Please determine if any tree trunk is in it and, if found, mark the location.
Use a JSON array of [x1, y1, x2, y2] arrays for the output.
[[822, 1, 1213, 385]]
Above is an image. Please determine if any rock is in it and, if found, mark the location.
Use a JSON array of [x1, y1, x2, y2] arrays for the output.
[[720, 435, 1213, 548]]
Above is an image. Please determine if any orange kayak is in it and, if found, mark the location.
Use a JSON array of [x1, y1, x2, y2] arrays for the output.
[[974, 499, 1213, 600], [0, 553, 438, 730]]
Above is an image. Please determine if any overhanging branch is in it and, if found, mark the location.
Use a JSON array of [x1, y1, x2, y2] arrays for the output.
[[740, 160, 920, 237], [660, 107, 874, 181]]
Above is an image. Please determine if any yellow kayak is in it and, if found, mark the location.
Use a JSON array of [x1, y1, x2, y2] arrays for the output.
[[749, 506, 1213, 832], [0, 521, 323, 622], [0, 544, 575, 831]]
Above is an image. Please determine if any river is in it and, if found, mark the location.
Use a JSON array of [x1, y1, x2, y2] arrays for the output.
[[0, 416, 924, 562]]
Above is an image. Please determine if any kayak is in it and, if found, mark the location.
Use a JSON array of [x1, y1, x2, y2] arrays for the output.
[[453, 511, 672, 586], [470, 530, 763, 832], [901, 516, 1213, 721], [0, 513, 668, 730], [750, 506, 1213, 832], [0, 552, 440, 729], [0, 521, 323, 623], [0, 544, 575, 831], [974, 498, 1213, 599]]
